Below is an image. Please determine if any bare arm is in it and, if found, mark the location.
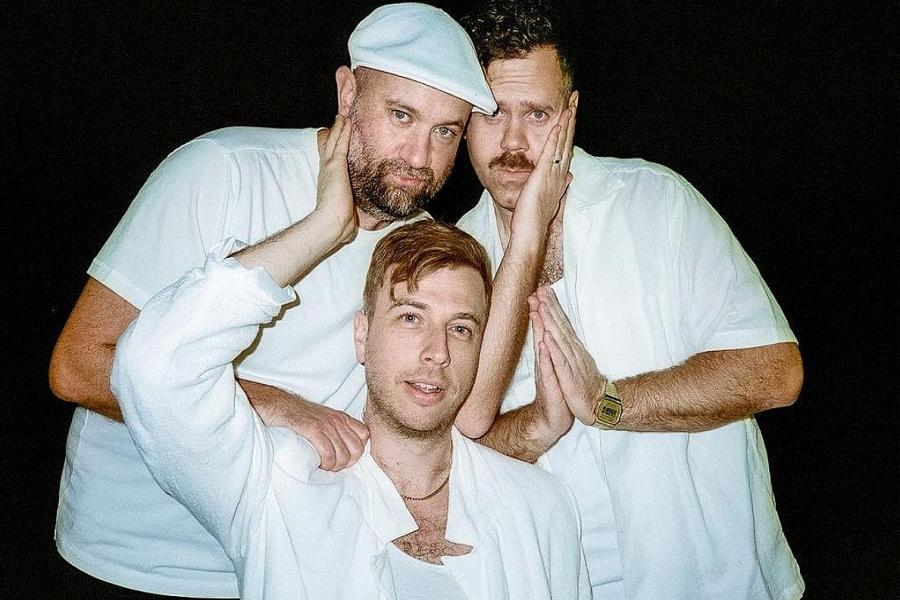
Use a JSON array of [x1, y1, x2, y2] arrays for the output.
[[456, 104, 578, 438], [538, 286, 804, 432], [49, 116, 368, 470], [477, 298, 574, 462], [607, 343, 802, 431], [49, 277, 137, 421]]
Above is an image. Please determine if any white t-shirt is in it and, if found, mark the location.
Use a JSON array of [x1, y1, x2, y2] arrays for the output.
[[385, 544, 468, 600], [56, 127, 416, 597], [459, 148, 803, 600], [111, 250, 592, 600]]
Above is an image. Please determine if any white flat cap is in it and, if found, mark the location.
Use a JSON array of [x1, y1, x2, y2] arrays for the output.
[[349, 3, 497, 114]]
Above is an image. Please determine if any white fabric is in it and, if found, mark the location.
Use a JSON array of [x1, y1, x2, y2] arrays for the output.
[[349, 3, 496, 114], [56, 127, 416, 596], [111, 251, 592, 600], [458, 148, 804, 600], [384, 544, 468, 600]]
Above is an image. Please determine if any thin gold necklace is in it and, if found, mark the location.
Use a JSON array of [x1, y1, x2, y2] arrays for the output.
[[400, 472, 450, 502]]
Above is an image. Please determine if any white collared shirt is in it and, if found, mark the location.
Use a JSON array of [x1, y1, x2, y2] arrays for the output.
[[459, 148, 803, 600], [112, 246, 592, 600]]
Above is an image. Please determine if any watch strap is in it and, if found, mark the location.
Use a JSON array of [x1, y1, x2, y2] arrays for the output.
[[592, 379, 623, 428]]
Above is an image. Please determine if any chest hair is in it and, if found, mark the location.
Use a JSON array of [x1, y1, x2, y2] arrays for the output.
[[538, 218, 564, 286], [392, 489, 473, 564]]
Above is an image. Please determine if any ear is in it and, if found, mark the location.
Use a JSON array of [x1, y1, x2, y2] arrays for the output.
[[335, 66, 357, 117], [568, 89, 580, 110], [353, 311, 369, 364]]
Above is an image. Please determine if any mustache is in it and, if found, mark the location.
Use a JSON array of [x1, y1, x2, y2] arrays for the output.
[[378, 158, 435, 184], [488, 151, 534, 172]]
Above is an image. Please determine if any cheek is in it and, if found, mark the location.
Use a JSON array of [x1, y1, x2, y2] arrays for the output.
[[451, 343, 482, 380], [432, 142, 461, 176]]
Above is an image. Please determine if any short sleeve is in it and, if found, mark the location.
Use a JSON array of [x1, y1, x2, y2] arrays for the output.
[[88, 138, 234, 308], [668, 175, 797, 352]]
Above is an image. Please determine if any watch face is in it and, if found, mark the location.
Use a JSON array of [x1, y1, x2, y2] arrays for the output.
[[595, 397, 623, 426]]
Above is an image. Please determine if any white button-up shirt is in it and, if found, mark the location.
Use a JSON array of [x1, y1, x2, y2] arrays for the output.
[[459, 149, 803, 600], [112, 248, 592, 600]]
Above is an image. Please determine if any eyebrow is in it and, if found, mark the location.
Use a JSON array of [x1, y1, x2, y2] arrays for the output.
[[498, 99, 556, 114], [389, 297, 483, 328], [387, 99, 467, 130]]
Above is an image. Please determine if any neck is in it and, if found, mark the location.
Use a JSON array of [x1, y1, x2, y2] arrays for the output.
[[356, 206, 392, 231], [492, 193, 568, 251], [365, 406, 453, 499]]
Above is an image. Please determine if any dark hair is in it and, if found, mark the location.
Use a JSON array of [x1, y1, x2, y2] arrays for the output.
[[363, 221, 492, 316], [461, 0, 574, 93]]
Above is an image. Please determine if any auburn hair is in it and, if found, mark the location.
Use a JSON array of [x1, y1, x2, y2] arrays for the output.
[[362, 220, 492, 315]]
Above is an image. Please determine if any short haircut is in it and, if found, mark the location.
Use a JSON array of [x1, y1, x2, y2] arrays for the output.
[[363, 221, 492, 316], [461, 0, 574, 94]]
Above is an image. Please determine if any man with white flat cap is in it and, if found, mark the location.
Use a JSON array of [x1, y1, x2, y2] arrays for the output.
[[49, 4, 563, 598]]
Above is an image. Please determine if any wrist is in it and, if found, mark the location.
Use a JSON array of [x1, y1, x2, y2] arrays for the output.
[[307, 208, 356, 248], [591, 377, 624, 430], [529, 399, 569, 447]]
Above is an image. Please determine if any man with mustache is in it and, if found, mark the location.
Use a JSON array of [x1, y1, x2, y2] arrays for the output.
[[457, 1, 805, 599], [47, 4, 532, 598]]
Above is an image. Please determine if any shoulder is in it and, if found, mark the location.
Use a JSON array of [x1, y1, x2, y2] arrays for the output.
[[569, 150, 713, 226], [190, 126, 318, 155], [458, 435, 573, 506], [573, 149, 685, 183]]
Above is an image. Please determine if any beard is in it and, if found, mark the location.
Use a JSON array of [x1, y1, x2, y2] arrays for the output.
[[347, 123, 448, 222], [367, 390, 458, 441], [364, 367, 459, 441]]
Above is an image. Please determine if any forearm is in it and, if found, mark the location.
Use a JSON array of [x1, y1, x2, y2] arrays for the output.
[[232, 209, 349, 287], [478, 402, 562, 463], [457, 230, 547, 437], [617, 342, 803, 432], [49, 278, 138, 421]]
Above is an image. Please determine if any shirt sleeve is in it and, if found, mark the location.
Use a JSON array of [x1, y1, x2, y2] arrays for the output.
[[111, 244, 299, 555], [666, 173, 797, 352], [89, 137, 235, 308]]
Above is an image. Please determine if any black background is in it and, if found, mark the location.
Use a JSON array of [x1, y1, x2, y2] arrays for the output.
[[3, 1, 896, 598]]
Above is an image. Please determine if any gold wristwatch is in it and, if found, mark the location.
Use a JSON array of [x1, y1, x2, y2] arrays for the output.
[[592, 379, 623, 428]]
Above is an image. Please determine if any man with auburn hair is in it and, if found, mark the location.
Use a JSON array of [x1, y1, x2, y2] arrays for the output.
[[458, 1, 805, 599], [45, 3, 565, 597], [112, 145, 592, 597]]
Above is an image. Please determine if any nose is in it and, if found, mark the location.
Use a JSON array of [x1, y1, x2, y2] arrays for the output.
[[500, 117, 528, 153], [399, 128, 432, 170], [421, 327, 450, 367]]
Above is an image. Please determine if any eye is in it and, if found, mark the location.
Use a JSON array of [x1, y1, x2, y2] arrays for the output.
[[435, 126, 457, 140], [529, 109, 548, 121], [450, 324, 473, 339], [392, 109, 410, 123], [399, 313, 420, 325]]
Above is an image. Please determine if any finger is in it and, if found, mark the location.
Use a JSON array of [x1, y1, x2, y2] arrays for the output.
[[333, 113, 352, 159], [527, 293, 540, 314], [543, 328, 578, 395], [345, 416, 370, 445], [537, 341, 564, 400], [538, 302, 580, 371], [323, 114, 343, 157], [327, 433, 352, 471], [536, 123, 563, 171], [310, 433, 338, 471], [537, 287, 576, 342], [560, 107, 577, 170], [336, 427, 366, 469], [553, 108, 571, 165]]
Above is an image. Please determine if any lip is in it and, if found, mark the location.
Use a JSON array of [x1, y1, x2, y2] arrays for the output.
[[404, 380, 447, 405], [493, 168, 531, 182], [391, 173, 424, 188]]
